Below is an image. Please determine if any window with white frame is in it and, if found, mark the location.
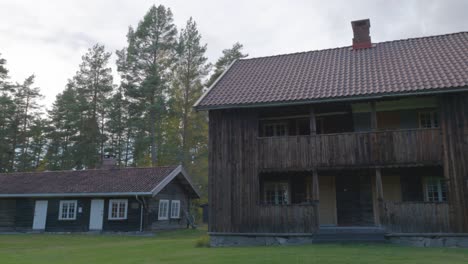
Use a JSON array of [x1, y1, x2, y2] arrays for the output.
[[263, 182, 289, 205], [158, 199, 169, 220], [425, 177, 447, 202], [59, 200, 77, 220], [108, 199, 128, 220], [419, 111, 439, 128], [170, 200, 181, 219]]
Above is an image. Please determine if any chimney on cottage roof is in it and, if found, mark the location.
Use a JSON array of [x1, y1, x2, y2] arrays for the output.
[[100, 154, 117, 170], [351, 19, 372, 49]]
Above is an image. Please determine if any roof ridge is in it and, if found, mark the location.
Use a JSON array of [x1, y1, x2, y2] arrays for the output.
[[238, 31, 468, 61], [0, 165, 179, 176]]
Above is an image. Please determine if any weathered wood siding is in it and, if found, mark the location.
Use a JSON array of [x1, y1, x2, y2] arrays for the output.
[[0, 199, 16, 231], [45, 198, 91, 232], [102, 197, 142, 232], [209, 109, 319, 233], [440, 93, 468, 232], [382, 201, 450, 233], [258, 128, 442, 170], [146, 181, 190, 230]]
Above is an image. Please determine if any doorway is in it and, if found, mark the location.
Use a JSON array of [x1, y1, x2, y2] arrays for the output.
[[335, 174, 374, 226], [32, 200, 48, 230], [89, 199, 104, 230]]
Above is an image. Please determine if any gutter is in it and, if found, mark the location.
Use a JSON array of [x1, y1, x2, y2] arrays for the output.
[[135, 195, 145, 232], [194, 86, 468, 111], [0, 192, 153, 198]]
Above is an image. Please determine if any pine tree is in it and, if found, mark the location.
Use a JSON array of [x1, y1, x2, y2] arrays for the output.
[[206, 42, 248, 87], [0, 54, 15, 172], [121, 5, 177, 166], [171, 18, 210, 167], [45, 83, 81, 170], [73, 44, 114, 168], [12, 75, 44, 171]]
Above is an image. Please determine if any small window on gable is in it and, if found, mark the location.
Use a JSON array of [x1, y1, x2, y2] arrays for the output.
[[170, 200, 181, 219], [108, 199, 128, 220], [425, 177, 447, 202], [419, 111, 439, 128], [158, 199, 169, 220], [263, 182, 289, 205], [59, 200, 77, 220]]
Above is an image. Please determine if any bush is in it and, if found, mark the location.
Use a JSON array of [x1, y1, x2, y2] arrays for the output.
[[194, 235, 210, 248]]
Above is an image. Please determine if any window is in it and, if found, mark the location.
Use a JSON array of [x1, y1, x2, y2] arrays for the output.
[[170, 200, 181, 219], [108, 199, 128, 220], [158, 200, 169, 220], [262, 122, 287, 137], [419, 111, 439, 128], [425, 177, 447, 202], [263, 182, 289, 205], [59, 200, 77, 220]]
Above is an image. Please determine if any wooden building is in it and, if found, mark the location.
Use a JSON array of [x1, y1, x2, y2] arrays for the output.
[[194, 19, 468, 246], [0, 164, 200, 232]]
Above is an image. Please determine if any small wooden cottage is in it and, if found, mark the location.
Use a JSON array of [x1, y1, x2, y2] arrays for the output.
[[0, 164, 199, 232], [195, 19, 468, 246]]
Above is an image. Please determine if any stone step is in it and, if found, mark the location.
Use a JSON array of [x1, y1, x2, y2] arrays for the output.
[[318, 226, 386, 234], [315, 226, 387, 243]]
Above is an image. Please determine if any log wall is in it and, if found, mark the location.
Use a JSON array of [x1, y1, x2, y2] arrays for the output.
[[440, 93, 468, 232], [208, 109, 318, 233]]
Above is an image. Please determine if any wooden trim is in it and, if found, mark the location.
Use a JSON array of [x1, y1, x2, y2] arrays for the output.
[[310, 107, 316, 135]]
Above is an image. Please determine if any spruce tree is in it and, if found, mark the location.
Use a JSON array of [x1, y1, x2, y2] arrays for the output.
[[206, 42, 248, 87]]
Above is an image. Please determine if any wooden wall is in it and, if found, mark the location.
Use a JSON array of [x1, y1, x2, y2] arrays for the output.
[[208, 109, 318, 233], [440, 93, 468, 232], [382, 201, 450, 233]]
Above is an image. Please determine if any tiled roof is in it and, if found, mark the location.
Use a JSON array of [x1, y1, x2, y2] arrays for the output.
[[195, 32, 468, 109], [0, 166, 198, 197]]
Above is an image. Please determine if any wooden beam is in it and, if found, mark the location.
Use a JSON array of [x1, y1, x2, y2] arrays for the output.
[[375, 168, 384, 201], [370, 101, 377, 131], [312, 169, 319, 201], [310, 107, 317, 135]]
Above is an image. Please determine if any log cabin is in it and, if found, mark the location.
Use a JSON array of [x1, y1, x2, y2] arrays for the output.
[[194, 19, 468, 246], [0, 160, 200, 232]]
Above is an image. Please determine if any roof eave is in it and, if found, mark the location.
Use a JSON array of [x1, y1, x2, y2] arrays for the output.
[[193, 60, 238, 111], [0, 192, 153, 198], [195, 86, 468, 111]]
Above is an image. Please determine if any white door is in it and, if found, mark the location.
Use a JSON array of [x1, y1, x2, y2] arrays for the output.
[[32, 200, 48, 230], [89, 199, 104, 230]]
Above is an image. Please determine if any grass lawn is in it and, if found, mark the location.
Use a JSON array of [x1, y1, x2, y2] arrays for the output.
[[0, 228, 466, 264]]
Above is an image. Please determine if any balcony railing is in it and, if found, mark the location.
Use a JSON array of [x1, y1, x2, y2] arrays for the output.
[[258, 128, 442, 169]]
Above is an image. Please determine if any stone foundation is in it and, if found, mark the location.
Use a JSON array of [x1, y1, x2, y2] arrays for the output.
[[386, 233, 468, 248], [209, 233, 315, 247]]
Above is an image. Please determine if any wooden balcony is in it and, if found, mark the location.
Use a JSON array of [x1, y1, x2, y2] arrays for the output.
[[258, 128, 442, 170]]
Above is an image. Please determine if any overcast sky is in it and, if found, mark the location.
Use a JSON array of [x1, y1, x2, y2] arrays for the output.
[[0, 0, 467, 108]]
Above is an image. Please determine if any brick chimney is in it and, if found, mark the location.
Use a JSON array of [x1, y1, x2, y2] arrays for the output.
[[100, 155, 117, 170], [351, 19, 372, 49]]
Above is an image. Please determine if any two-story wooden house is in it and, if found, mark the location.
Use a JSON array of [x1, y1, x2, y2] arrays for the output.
[[195, 19, 468, 246]]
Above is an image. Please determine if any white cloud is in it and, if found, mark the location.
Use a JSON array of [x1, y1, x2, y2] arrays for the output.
[[0, 0, 466, 108]]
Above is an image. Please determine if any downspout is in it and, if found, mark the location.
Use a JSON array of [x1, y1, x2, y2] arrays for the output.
[[135, 195, 144, 232]]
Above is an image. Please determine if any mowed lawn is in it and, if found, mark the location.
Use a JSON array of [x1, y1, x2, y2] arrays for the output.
[[0, 228, 467, 264]]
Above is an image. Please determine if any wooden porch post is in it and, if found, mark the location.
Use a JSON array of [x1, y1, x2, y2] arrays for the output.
[[312, 169, 320, 228], [370, 101, 377, 131], [310, 107, 317, 135], [375, 168, 384, 226]]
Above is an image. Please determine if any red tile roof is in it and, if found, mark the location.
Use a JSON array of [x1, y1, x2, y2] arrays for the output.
[[0, 166, 199, 197], [195, 32, 468, 110]]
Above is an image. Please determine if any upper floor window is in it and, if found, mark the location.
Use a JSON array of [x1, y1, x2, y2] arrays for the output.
[[108, 199, 128, 220], [419, 111, 439, 128], [425, 177, 447, 202], [59, 200, 77, 220], [263, 121, 287, 137], [259, 118, 309, 137]]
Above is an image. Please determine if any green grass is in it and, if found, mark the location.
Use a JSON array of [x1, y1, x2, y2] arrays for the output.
[[0, 228, 466, 264]]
